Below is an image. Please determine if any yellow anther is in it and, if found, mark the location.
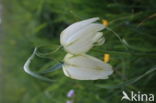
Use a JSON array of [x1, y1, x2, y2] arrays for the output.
[[102, 19, 109, 27], [103, 54, 110, 63]]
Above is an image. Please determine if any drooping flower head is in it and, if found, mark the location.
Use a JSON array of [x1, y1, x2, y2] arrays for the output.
[[60, 17, 105, 54], [63, 53, 113, 80]]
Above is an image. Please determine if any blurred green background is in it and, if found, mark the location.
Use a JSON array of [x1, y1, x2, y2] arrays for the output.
[[0, 0, 156, 103]]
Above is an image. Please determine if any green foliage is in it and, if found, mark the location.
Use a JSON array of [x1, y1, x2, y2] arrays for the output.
[[1, 0, 156, 103]]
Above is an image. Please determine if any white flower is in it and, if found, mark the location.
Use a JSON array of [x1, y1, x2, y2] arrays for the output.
[[63, 53, 113, 80], [60, 17, 105, 54]]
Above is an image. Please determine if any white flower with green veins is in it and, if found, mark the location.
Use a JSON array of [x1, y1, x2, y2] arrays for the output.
[[60, 17, 105, 54], [63, 53, 113, 80]]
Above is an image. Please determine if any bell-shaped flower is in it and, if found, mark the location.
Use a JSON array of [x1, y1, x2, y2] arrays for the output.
[[63, 53, 113, 80], [60, 17, 105, 54]]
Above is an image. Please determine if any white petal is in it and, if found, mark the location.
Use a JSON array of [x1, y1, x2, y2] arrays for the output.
[[63, 53, 113, 80], [65, 23, 104, 45], [63, 23, 104, 54], [60, 17, 99, 45], [92, 32, 105, 46]]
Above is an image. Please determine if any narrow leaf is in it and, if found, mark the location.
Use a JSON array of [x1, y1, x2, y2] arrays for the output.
[[23, 48, 54, 82]]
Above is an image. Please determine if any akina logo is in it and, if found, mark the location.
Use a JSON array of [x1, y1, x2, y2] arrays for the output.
[[121, 91, 155, 102]]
